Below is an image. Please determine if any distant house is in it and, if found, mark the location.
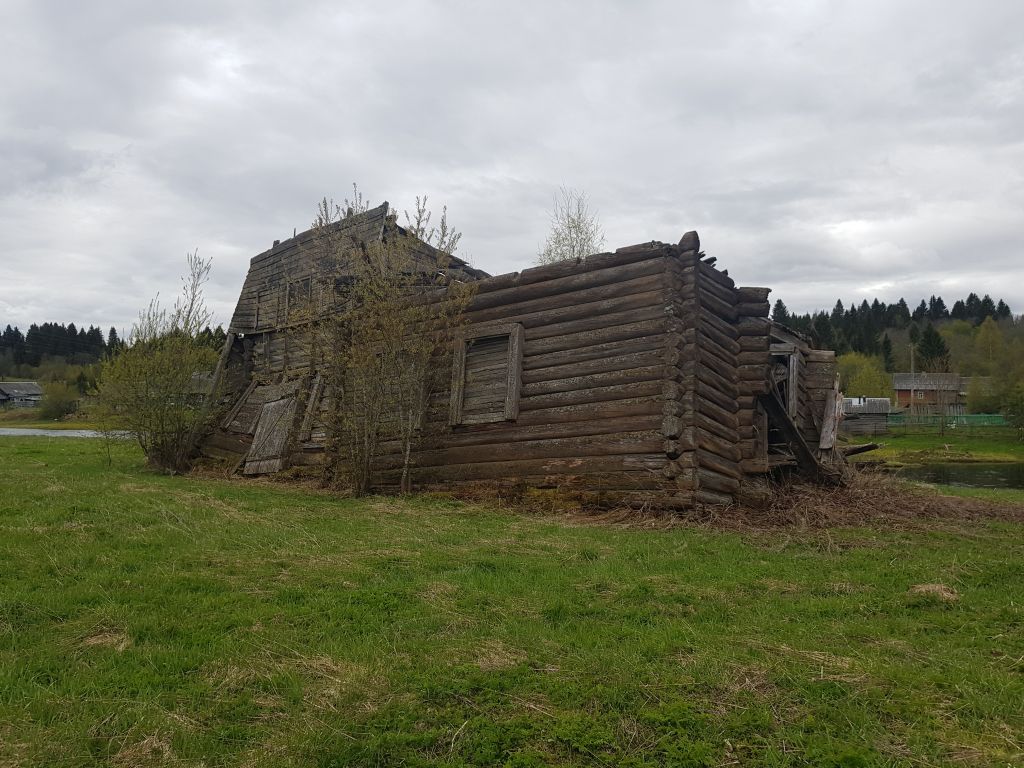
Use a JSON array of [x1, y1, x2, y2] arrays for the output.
[[891, 373, 964, 416], [841, 396, 890, 436], [0, 381, 43, 408]]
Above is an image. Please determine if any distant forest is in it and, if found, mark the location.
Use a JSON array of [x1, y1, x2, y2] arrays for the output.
[[773, 292, 1023, 412], [0, 322, 227, 391]]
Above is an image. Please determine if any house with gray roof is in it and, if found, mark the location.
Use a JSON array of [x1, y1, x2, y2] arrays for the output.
[[0, 381, 43, 408]]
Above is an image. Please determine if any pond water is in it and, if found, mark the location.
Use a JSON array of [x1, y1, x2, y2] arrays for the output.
[[898, 462, 1024, 489], [0, 428, 117, 438]]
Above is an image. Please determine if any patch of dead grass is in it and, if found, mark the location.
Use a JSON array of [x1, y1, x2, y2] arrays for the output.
[[909, 583, 960, 602], [111, 733, 175, 767], [474, 639, 526, 671], [82, 628, 131, 652]]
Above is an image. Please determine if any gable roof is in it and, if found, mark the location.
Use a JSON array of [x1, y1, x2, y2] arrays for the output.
[[891, 373, 962, 391], [0, 381, 43, 397]]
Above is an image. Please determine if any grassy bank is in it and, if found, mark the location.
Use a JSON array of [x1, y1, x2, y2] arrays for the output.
[[1, 438, 1022, 766], [848, 425, 1024, 464], [0, 406, 99, 431]]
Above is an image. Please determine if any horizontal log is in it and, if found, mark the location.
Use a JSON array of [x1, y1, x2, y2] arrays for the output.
[[678, 265, 735, 305], [696, 260, 737, 291], [476, 289, 666, 335], [521, 364, 664, 398], [697, 468, 740, 494], [699, 448, 743, 480], [524, 305, 667, 345], [695, 488, 734, 507], [695, 322, 741, 358], [696, 378, 740, 414], [696, 412, 736, 444], [374, 431, 665, 470], [409, 472, 670, 493], [377, 453, 669, 483], [695, 393, 740, 428], [463, 257, 664, 311], [470, 244, 671, 297], [736, 287, 770, 303], [736, 301, 771, 317], [698, 287, 738, 321], [737, 350, 770, 366], [735, 317, 771, 336], [738, 335, 770, 352], [439, 414, 664, 446], [517, 395, 663, 426], [524, 321, 665, 364], [522, 348, 665, 385], [520, 380, 663, 412], [696, 330, 739, 372], [739, 364, 770, 381]]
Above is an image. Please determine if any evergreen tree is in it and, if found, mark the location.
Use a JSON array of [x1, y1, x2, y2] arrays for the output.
[[771, 299, 791, 324], [996, 299, 1012, 320], [107, 327, 122, 354], [891, 298, 911, 327], [908, 323, 921, 345], [811, 314, 835, 350], [912, 300, 928, 321], [831, 300, 844, 325], [965, 292, 981, 321], [917, 323, 951, 372], [950, 299, 967, 320], [928, 295, 948, 320], [881, 333, 894, 372], [979, 294, 997, 320]]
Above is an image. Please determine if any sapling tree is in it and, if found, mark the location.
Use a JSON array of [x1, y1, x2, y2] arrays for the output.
[[318, 191, 474, 494], [536, 186, 605, 265], [97, 252, 222, 472]]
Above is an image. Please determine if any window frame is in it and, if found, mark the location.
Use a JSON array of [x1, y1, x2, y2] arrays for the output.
[[449, 322, 524, 427]]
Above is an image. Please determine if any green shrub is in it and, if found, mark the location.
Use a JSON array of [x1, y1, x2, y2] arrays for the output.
[[39, 382, 78, 420]]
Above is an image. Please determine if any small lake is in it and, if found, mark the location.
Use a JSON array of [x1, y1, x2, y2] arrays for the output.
[[0, 428, 118, 438], [898, 462, 1024, 489]]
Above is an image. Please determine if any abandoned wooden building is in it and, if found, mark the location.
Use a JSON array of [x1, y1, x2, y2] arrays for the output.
[[202, 203, 846, 508], [0, 381, 42, 409]]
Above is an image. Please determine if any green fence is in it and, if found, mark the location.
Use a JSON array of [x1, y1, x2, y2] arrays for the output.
[[886, 412, 1009, 434]]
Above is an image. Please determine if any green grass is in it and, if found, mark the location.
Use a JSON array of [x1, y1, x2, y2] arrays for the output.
[[0, 407, 100, 430], [1, 438, 1023, 766], [849, 426, 1024, 464], [926, 484, 1024, 505]]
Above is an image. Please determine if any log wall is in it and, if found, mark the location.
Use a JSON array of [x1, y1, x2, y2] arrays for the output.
[[205, 217, 840, 508]]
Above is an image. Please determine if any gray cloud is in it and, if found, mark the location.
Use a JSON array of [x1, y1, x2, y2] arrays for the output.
[[1, 0, 1022, 335]]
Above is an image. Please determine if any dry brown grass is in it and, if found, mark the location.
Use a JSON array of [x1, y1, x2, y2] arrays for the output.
[[81, 628, 132, 652], [909, 583, 960, 602]]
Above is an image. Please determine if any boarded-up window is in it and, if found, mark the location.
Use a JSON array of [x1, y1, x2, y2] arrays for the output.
[[450, 323, 524, 426]]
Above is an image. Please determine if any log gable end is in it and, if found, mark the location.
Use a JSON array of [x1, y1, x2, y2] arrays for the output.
[[204, 210, 846, 511]]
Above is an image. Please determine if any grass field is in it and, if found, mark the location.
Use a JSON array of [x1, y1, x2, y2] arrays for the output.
[[1, 438, 1022, 767], [848, 426, 1024, 464], [0, 407, 99, 431]]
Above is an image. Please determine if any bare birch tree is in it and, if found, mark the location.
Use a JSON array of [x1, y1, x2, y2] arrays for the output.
[[536, 186, 605, 265]]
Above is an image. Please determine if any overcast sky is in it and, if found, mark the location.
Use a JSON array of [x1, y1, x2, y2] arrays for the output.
[[2, 0, 1022, 334]]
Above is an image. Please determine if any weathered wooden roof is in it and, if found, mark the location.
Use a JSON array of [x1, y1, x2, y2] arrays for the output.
[[0, 381, 43, 397], [891, 373, 962, 392], [228, 202, 488, 334]]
